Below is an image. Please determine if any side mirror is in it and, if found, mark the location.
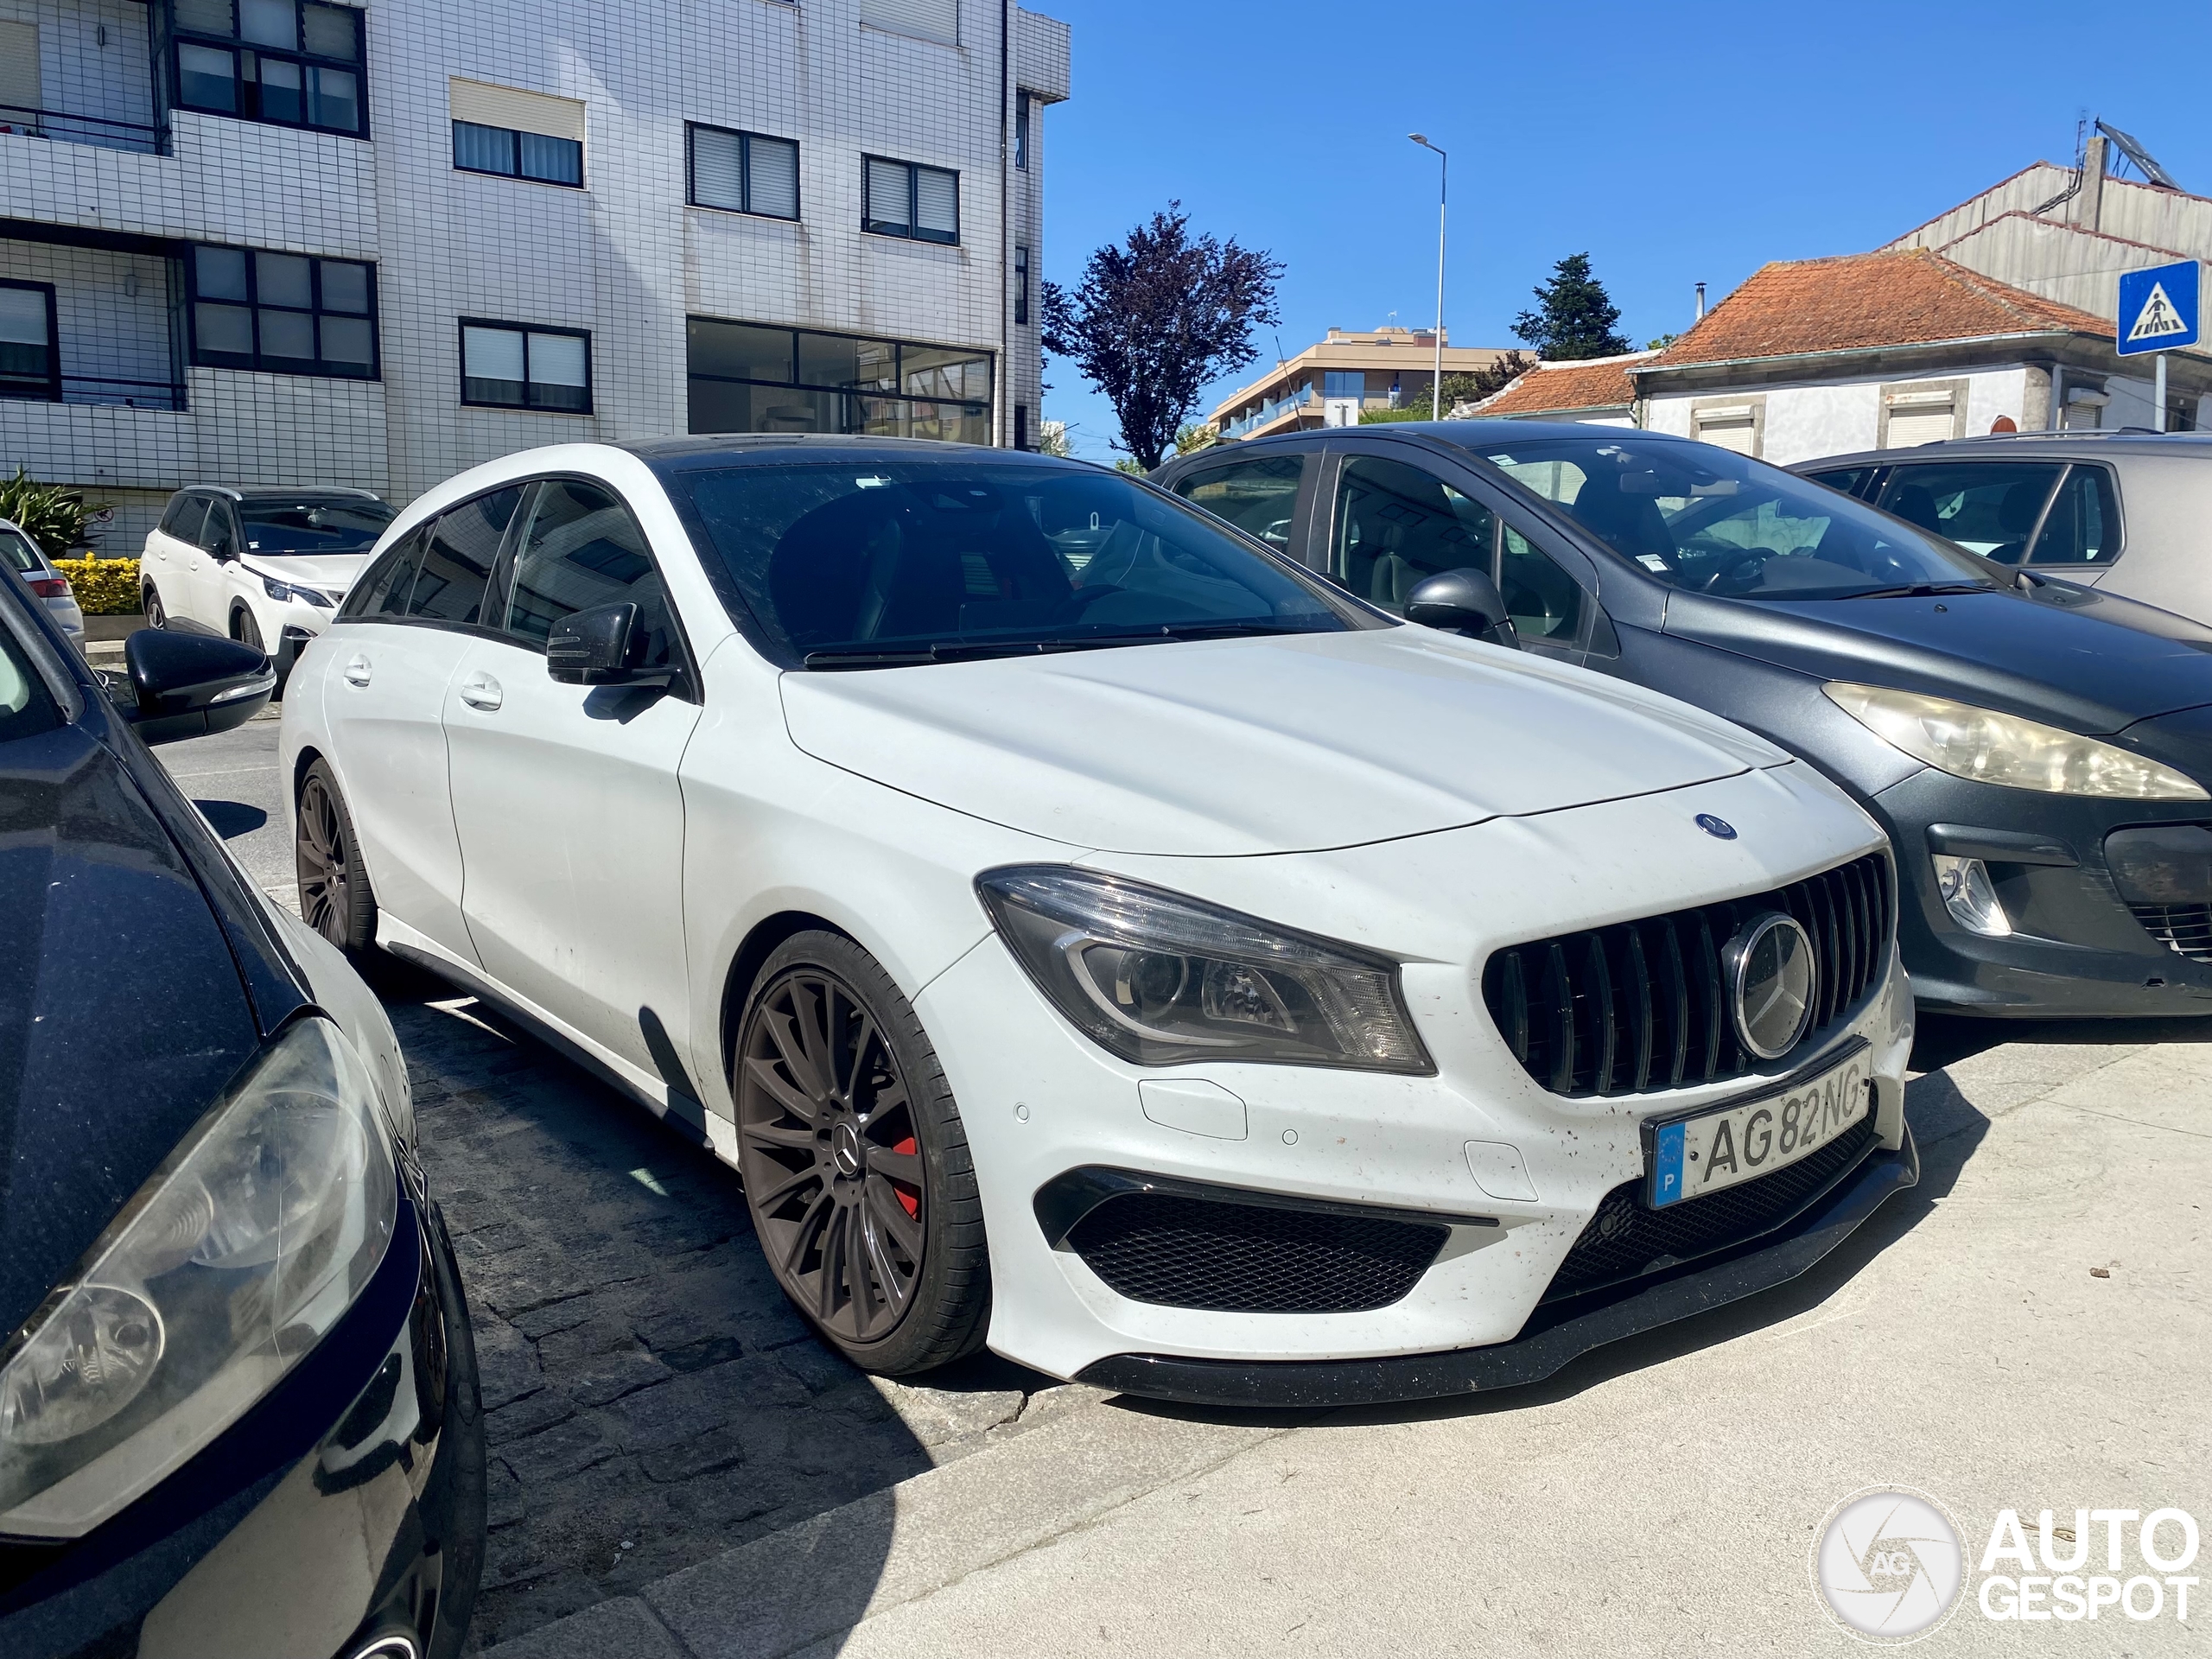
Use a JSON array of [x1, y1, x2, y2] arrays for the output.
[[547, 601, 671, 687], [1404, 568, 1519, 647], [123, 629, 275, 744]]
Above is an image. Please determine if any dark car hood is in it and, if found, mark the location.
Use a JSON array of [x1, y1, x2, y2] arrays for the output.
[[1662, 585, 2212, 736], [0, 724, 263, 1336]]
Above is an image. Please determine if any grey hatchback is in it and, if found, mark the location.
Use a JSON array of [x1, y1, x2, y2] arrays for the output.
[[1793, 430, 2212, 628]]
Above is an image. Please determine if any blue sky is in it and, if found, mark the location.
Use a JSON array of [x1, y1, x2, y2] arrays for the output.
[[1033, 0, 2212, 461]]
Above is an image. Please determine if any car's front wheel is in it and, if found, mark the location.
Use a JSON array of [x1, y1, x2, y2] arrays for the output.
[[231, 606, 264, 651], [296, 759, 378, 952], [734, 931, 990, 1375]]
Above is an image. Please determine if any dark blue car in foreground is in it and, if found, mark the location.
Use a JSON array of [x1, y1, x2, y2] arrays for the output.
[[0, 563, 483, 1659]]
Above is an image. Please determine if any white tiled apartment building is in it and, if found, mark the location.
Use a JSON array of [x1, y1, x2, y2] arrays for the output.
[[0, 0, 1070, 550]]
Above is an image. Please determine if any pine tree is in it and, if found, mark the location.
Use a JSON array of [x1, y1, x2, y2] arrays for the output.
[[1513, 254, 1631, 360]]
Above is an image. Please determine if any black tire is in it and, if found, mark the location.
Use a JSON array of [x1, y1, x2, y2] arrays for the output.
[[734, 931, 990, 1375], [143, 585, 166, 629], [232, 606, 264, 651], [295, 759, 378, 953]]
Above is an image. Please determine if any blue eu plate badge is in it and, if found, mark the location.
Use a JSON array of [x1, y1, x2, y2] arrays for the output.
[[1653, 1120, 1688, 1205]]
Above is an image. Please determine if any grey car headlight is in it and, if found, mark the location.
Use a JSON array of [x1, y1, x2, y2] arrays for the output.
[[977, 866, 1433, 1072], [1824, 682, 2209, 800], [260, 576, 333, 607], [0, 1018, 397, 1538]]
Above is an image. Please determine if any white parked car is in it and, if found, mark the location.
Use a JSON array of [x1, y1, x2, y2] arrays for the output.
[[141, 486, 395, 681], [280, 438, 1918, 1405]]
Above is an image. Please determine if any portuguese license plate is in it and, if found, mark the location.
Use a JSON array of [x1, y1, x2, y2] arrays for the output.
[[1648, 1044, 1872, 1209]]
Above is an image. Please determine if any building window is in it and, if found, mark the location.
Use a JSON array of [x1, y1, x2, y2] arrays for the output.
[[453, 121, 582, 186], [188, 245, 377, 378], [170, 0, 364, 135], [1015, 92, 1030, 170], [460, 321, 590, 412], [0, 282, 60, 402], [687, 317, 991, 444], [688, 124, 799, 219], [863, 156, 958, 245], [449, 79, 585, 187], [1014, 403, 1028, 450], [1014, 245, 1029, 326]]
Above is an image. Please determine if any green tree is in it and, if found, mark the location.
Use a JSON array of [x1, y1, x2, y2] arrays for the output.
[[1645, 332, 1680, 352], [1513, 254, 1630, 360], [1173, 423, 1218, 456]]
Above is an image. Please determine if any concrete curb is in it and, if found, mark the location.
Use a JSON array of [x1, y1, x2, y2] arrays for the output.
[[480, 1397, 1283, 1659]]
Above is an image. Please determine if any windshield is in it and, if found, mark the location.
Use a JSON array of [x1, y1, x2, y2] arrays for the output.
[[0, 528, 42, 574], [1479, 437, 1995, 600], [668, 460, 1363, 665], [238, 498, 395, 556]]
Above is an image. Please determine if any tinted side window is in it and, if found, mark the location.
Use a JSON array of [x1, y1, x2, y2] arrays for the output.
[[341, 528, 425, 619], [1878, 462, 2061, 563], [1173, 455, 1303, 551], [166, 495, 208, 548], [1804, 466, 1878, 499], [410, 486, 524, 626], [2027, 466, 2122, 566], [157, 494, 190, 536], [504, 480, 676, 668], [1501, 527, 1587, 642], [1332, 455, 1497, 613], [197, 502, 238, 556]]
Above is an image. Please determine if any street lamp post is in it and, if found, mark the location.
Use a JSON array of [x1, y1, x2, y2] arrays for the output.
[[1409, 134, 1446, 419]]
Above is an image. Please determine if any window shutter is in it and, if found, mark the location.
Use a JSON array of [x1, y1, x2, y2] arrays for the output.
[[915, 168, 957, 238], [748, 136, 799, 219], [1694, 407, 1758, 455], [448, 79, 586, 143], [0, 22, 40, 116], [861, 0, 957, 46], [174, 0, 234, 34], [0, 286, 49, 349], [528, 333, 588, 389], [463, 325, 525, 383], [866, 158, 910, 231], [690, 126, 744, 211]]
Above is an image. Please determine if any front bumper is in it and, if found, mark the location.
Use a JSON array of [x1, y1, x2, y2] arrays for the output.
[[0, 1177, 486, 1659], [1081, 1128, 1919, 1408], [1870, 767, 2212, 1017], [918, 770, 1916, 1386]]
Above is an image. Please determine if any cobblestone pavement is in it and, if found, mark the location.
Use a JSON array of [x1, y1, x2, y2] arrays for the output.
[[369, 961, 1090, 1652]]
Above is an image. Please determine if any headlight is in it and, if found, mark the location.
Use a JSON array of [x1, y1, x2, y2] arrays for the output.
[[1824, 682, 2209, 800], [260, 576, 333, 607], [0, 1019, 397, 1538], [976, 866, 1433, 1072]]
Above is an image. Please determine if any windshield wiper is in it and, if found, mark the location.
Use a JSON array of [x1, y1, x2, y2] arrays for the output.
[[1838, 582, 1995, 600], [803, 621, 1322, 669]]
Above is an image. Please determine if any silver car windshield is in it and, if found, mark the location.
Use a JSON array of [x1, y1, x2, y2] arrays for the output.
[[1480, 437, 1997, 600], [670, 461, 1368, 666]]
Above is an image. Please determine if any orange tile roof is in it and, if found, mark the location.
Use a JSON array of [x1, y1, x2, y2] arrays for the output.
[[1649, 249, 2109, 370], [1478, 353, 1649, 416]]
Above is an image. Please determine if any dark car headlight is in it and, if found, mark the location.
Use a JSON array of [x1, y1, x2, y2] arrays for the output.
[[0, 1019, 397, 1538], [261, 576, 334, 607], [977, 866, 1433, 1072]]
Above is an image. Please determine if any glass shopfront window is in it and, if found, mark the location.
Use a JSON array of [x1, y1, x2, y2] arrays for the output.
[[688, 317, 992, 445]]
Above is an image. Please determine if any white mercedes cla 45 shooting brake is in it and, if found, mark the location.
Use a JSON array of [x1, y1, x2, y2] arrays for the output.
[[280, 438, 1918, 1407]]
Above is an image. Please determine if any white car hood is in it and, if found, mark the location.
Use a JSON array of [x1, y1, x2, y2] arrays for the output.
[[779, 626, 1791, 856], [239, 552, 371, 595]]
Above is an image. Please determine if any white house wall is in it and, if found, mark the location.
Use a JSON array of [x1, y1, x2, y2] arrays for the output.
[[1647, 367, 2039, 467]]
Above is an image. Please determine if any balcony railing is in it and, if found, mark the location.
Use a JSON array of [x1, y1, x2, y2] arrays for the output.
[[0, 102, 166, 156], [3, 375, 188, 412]]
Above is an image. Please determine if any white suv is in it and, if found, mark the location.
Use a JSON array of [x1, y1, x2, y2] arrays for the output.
[[281, 438, 1917, 1406], [141, 487, 395, 681]]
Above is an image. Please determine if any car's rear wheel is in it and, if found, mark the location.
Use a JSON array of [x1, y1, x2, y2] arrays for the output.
[[143, 585, 166, 629], [296, 759, 377, 952], [734, 932, 989, 1375]]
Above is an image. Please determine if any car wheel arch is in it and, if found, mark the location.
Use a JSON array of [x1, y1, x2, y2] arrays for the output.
[[716, 909, 854, 1083]]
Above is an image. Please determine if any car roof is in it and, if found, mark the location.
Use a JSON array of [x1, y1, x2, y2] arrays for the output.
[[624, 433, 1119, 472], [1790, 431, 2212, 471]]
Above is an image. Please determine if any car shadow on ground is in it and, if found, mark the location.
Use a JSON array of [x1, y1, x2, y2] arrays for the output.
[[1118, 1064, 1996, 1436], [351, 956, 1057, 1653], [1910, 1009, 2212, 1071]]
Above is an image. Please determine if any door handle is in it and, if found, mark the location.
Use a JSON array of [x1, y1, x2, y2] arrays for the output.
[[343, 654, 372, 687], [459, 672, 503, 712]]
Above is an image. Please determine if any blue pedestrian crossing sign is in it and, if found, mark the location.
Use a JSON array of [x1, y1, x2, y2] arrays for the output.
[[2117, 260, 2199, 355]]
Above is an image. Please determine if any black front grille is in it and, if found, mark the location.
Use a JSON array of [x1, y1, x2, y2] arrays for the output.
[[2128, 903, 2212, 963], [1482, 852, 1893, 1098], [1065, 1192, 1448, 1313], [1541, 1113, 1879, 1304]]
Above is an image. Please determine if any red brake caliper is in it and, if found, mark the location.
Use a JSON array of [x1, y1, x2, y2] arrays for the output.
[[890, 1135, 921, 1217]]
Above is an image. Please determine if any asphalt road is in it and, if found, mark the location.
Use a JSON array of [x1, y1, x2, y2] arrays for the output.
[[156, 725, 2211, 1657]]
